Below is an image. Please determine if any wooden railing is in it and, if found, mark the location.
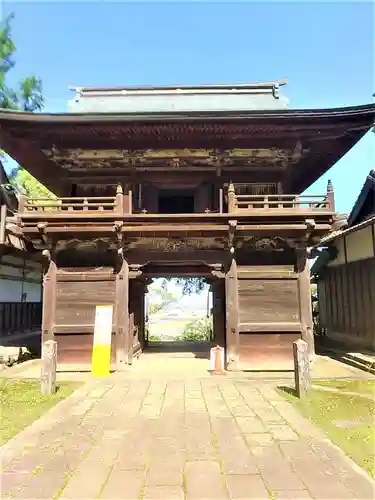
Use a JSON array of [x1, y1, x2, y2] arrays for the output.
[[14, 183, 335, 217], [227, 180, 335, 214], [17, 186, 132, 215], [19, 196, 118, 213], [228, 193, 332, 213]]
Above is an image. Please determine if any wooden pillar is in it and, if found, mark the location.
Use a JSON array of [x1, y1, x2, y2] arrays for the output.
[[326, 179, 335, 211], [225, 253, 240, 370], [212, 281, 226, 348], [297, 249, 314, 360], [139, 281, 147, 351], [227, 182, 236, 214], [41, 249, 57, 345], [115, 250, 129, 370], [129, 279, 144, 359]]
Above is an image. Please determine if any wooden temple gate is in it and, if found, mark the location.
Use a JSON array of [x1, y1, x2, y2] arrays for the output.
[[37, 220, 319, 371], [1, 99, 374, 371]]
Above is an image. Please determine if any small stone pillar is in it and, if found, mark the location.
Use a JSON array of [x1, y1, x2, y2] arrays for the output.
[[41, 339, 57, 396], [293, 339, 311, 398]]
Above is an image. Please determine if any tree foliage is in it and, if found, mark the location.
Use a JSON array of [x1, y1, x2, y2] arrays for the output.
[[9, 167, 56, 199], [161, 277, 207, 295], [0, 13, 54, 199], [0, 14, 43, 112]]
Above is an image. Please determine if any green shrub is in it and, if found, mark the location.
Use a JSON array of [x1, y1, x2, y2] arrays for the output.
[[181, 316, 213, 341]]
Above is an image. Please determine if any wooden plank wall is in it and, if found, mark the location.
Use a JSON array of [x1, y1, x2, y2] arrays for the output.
[[318, 257, 375, 351], [54, 268, 116, 364], [237, 265, 301, 368]]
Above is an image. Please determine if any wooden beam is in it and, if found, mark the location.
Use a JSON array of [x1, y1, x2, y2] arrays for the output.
[[115, 249, 130, 369], [239, 322, 302, 332], [125, 249, 226, 265], [68, 170, 286, 186], [296, 249, 314, 360]]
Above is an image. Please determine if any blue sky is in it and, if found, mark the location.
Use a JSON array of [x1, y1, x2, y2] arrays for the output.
[[2, 1, 374, 213]]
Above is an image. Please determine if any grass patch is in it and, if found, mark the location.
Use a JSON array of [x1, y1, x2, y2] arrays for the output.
[[278, 382, 375, 478], [313, 378, 375, 395], [0, 379, 80, 445]]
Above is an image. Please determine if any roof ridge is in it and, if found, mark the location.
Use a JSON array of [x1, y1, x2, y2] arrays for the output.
[[69, 80, 289, 92]]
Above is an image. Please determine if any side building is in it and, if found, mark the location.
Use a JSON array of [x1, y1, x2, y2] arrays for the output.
[[311, 169, 375, 352], [0, 161, 42, 354]]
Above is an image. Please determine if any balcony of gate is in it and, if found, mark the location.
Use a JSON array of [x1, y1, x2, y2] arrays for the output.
[[226, 180, 335, 215]]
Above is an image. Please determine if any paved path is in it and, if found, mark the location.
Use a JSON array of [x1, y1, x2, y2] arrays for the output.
[[1, 378, 374, 500]]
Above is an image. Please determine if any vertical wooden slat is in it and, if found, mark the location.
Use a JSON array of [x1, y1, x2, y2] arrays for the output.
[[356, 262, 364, 338], [340, 266, 349, 335], [365, 261, 372, 343], [326, 272, 334, 334], [347, 265, 357, 337], [317, 280, 326, 329], [369, 260, 375, 349], [329, 269, 337, 331]]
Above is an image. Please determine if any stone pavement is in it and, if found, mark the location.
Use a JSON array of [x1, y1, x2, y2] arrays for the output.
[[1, 378, 374, 500]]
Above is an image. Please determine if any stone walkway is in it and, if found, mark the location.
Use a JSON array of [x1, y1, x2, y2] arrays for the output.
[[1, 378, 374, 500]]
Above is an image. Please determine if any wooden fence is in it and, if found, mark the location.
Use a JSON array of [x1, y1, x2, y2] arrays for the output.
[[0, 302, 42, 336]]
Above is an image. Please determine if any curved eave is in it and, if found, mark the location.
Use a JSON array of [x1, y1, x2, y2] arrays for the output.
[[0, 103, 374, 195], [0, 103, 374, 123]]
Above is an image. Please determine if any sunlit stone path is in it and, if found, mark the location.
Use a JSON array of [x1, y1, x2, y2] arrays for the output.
[[1, 377, 374, 499]]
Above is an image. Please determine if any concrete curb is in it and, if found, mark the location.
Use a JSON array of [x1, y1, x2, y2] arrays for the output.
[[319, 344, 375, 376]]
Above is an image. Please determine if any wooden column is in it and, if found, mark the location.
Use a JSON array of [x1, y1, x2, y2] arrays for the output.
[[227, 182, 236, 214], [297, 249, 314, 360], [212, 281, 226, 348], [225, 253, 240, 370], [41, 249, 57, 345], [326, 179, 335, 211], [115, 249, 129, 370], [139, 281, 147, 351], [129, 279, 144, 359]]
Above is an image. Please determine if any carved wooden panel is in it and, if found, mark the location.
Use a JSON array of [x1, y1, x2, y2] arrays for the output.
[[238, 277, 299, 325], [235, 183, 278, 195]]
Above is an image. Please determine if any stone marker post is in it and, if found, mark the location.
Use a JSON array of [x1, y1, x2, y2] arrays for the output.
[[41, 339, 57, 396], [293, 339, 311, 398]]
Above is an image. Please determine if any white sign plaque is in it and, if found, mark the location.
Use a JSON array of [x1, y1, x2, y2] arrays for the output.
[[93, 305, 113, 346]]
